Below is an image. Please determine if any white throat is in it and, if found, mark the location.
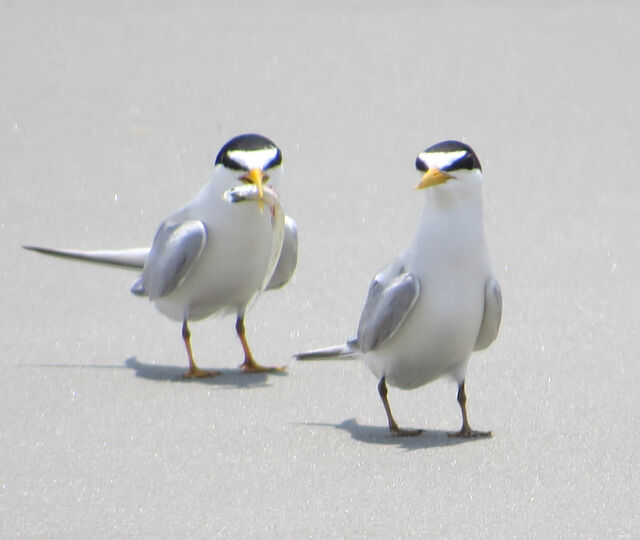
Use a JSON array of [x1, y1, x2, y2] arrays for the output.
[[405, 178, 487, 270]]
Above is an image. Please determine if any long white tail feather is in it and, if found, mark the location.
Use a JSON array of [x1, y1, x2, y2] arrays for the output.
[[23, 245, 149, 270], [294, 339, 359, 360]]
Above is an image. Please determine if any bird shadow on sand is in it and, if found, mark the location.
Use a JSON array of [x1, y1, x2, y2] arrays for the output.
[[23, 357, 288, 389], [124, 357, 288, 388], [301, 418, 491, 451]]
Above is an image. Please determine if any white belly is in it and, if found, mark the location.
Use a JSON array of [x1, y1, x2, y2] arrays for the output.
[[364, 258, 488, 390], [153, 202, 275, 321]]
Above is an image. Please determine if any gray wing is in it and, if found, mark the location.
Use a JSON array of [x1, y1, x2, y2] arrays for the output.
[[138, 219, 207, 300], [266, 215, 298, 291], [474, 277, 502, 351], [356, 259, 421, 353]]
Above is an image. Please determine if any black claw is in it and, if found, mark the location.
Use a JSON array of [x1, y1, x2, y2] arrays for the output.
[[448, 429, 492, 439], [391, 428, 423, 437]]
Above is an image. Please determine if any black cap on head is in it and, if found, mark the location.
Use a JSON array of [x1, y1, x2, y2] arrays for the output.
[[415, 140, 481, 173], [215, 134, 282, 171]]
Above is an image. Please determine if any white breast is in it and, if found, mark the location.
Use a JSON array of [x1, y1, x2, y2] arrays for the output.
[[152, 177, 276, 321], [364, 184, 491, 389]]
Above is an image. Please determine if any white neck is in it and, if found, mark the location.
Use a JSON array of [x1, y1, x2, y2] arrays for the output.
[[405, 179, 487, 268], [423, 178, 484, 222]]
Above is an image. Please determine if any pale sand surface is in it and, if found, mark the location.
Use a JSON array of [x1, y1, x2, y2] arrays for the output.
[[1, 2, 638, 537]]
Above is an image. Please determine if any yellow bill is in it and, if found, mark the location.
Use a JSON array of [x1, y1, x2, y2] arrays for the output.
[[415, 167, 452, 190], [242, 167, 266, 211]]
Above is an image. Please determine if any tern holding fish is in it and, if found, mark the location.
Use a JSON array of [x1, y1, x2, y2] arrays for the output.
[[25, 133, 298, 378]]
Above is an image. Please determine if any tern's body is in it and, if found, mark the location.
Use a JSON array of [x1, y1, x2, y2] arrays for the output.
[[296, 140, 501, 437], [25, 134, 298, 378], [365, 181, 490, 390], [150, 174, 276, 322]]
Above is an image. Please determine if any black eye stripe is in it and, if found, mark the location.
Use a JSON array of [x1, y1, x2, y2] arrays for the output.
[[215, 133, 282, 171], [223, 153, 282, 171], [441, 152, 481, 172], [415, 140, 482, 173]]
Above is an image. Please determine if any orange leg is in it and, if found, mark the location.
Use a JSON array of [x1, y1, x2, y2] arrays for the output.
[[236, 315, 285, 373], [181, 320, 220, 379]]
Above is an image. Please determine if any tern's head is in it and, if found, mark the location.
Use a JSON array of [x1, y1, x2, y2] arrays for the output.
[[214, 133, 283, 199], [415, 140, 482, 191]]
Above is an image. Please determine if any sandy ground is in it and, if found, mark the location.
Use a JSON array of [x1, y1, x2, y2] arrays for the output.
[[1, 1, 638, 537]]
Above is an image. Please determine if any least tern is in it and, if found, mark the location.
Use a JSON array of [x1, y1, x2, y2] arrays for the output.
[[25, 133, 298, 378], [296, 140, 501, 437]]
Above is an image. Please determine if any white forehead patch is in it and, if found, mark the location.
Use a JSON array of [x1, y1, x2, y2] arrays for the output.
[[418, 149, 467, 170], [227, 147, 279, 170]]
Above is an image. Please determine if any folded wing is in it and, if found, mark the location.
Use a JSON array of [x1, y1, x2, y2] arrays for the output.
[[356, 259, 421, 353], [266, 215, 298, 291], [474, 277, 502, 351], [137, 219, 207, 300]]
